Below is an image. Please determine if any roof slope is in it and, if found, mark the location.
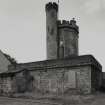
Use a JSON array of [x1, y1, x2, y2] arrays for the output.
[[0, 50, 12, 73], [6, 55, 102, 75]]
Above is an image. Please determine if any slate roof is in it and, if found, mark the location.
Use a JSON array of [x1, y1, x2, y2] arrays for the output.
[[0, 54, 101, 76]]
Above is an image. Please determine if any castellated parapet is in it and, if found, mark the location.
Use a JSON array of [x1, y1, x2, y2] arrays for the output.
[[45, 2, 58, 12], [58, 19, 79, 34]]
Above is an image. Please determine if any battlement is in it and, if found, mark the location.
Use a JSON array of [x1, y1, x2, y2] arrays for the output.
[[58, 19, 79, 33], [45, 2, 58, 12]]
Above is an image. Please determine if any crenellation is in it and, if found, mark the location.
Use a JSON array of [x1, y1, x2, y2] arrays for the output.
[[45, 2, 58, 12], [58, 19, 79, 34], [62, 20, 68, 24]]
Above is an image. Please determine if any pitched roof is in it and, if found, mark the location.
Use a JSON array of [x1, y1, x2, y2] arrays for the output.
[[7, 54, 102, 73]]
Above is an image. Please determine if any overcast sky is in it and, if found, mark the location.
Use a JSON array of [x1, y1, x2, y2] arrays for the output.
[[0, 0, 105, 71]]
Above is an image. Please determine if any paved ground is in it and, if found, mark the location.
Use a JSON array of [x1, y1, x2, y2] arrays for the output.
[[0, 97, 61, 105], [0, 92, 105, 105]]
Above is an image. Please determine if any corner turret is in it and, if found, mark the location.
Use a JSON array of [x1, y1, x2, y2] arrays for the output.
[[58, 19, 79, 34], [58, 18, 79, 58]]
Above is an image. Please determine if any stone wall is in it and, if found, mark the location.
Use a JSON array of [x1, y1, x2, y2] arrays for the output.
[[0, 55, 102, 95], [0, 76, 13, 95], [12, 70, 34, 93], [101, 72, 105, 90], [11, 65, 91, 95], [0, 65, 92, 95], [91, 65, 102, 92]]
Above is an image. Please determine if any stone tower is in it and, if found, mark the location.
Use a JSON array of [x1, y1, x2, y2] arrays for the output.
[[45, 2, 58, 60], [46, 2, 79, 59], [58, 19, 79, 58]]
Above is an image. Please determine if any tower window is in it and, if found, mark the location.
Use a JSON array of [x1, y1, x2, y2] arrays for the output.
[[60, 41, 63, 46]]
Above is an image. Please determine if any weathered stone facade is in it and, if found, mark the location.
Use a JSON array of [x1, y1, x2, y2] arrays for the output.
[[58, 19, 79, 58], [100, 72, 105, 90], [0, 2, 103, 96], [46, 2, 79, 59], [0, 55, 102, 95], [46, 2, 58, 59]]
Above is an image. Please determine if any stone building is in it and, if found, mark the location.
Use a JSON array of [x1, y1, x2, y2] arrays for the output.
[[0, 50, 13, 73], [0, 2, 102, 95], [46, 3, 79, 59]]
